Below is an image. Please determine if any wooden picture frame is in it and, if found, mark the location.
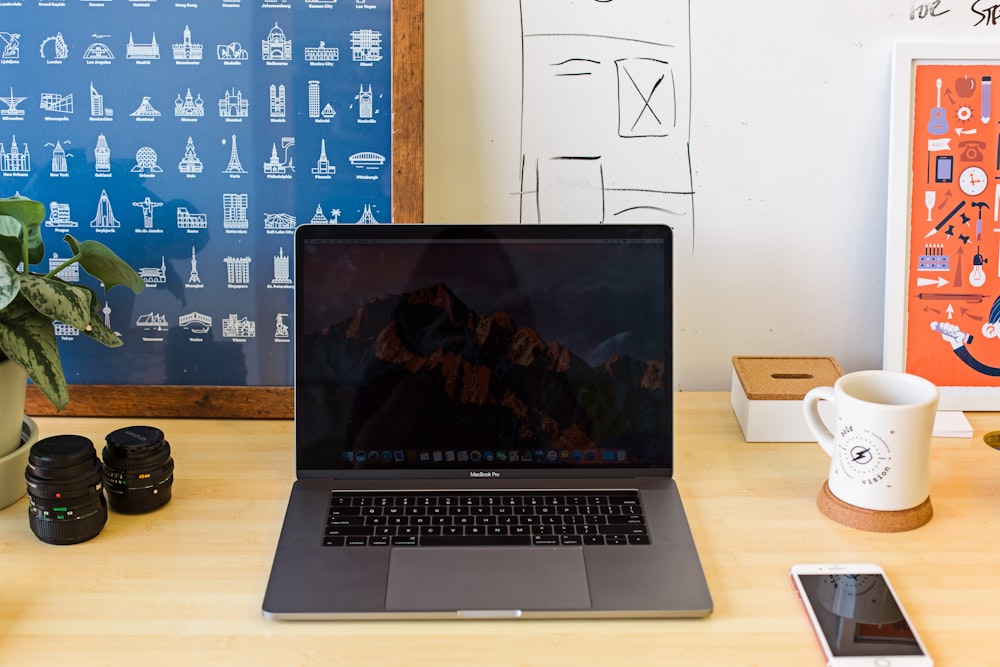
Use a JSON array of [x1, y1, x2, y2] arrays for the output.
[[885, 43, 1000, 411], [26, 0, 424, 419]]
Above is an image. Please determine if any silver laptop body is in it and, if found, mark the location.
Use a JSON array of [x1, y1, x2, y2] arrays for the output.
[[263, 223, 712, 619]]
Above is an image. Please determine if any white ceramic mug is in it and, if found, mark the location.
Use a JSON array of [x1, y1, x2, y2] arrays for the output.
[[802, 370, 939, 512]]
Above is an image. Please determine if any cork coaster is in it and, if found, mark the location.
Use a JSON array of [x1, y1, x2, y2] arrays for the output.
[[816, 482, 933, 532]]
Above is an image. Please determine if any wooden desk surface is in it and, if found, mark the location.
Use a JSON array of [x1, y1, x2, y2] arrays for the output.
[[2, 393, 999, 666]]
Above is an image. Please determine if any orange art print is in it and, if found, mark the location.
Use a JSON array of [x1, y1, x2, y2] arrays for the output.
[[906, 63, 1000, 387]]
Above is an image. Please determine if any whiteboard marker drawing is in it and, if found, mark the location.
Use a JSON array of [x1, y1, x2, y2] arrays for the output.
[[518, 0, 692, 231]]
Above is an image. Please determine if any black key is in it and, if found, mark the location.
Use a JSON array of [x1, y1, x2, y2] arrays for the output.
[[560, 535, 583, 545], [345, 536, 368, 546], [419, 536, 532, 547], [327, 517, 367, 527], [532, 536, 559, 546], [326, 526, 375, 536], [323, 536, 345, 546], [628, 535, 651, 545], [328, 506, 362, 517], [583, 535, 605, 545], [599, 524, 648, 536]]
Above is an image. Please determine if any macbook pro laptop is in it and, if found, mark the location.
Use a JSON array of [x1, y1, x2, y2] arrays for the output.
[[262, 223, 713, 619]]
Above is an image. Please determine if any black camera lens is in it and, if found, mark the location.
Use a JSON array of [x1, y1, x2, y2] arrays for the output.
[[102, 426, 174, 514], [25, 435, 108, 545]]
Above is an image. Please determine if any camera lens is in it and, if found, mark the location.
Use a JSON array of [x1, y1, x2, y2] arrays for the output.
[[25, 435, 108, 545], [102, 426, 174, 514]]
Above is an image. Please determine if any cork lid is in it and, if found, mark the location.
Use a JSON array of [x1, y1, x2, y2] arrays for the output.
[[732, 356, 844, 400]]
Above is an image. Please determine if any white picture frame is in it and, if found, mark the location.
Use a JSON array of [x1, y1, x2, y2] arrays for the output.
[[885, 43, 1000, 411]]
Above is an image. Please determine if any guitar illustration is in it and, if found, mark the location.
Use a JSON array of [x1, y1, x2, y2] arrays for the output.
[[928, 78, 949, 135]]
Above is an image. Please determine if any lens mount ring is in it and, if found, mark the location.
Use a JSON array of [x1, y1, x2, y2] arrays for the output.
[[25, 460, 104, 499]]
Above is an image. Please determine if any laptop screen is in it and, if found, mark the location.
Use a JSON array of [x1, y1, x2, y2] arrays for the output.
[[294, 224, 672, 475]]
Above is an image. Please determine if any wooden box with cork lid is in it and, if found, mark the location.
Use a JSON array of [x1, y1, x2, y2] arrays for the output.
[[730, 356, 844, 442]]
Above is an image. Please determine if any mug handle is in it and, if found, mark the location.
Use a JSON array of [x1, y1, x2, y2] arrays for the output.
[[802, 386, 835, 456]]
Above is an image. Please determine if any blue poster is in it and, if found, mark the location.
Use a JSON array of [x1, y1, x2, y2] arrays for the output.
[[0, 0, 392, 387]]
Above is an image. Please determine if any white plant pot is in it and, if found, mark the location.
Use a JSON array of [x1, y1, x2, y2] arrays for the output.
[[1, 359, 28, 459], [0, 416, 38, 510]]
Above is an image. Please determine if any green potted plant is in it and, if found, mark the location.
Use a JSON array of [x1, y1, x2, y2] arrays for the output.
[[0, 193, 144, 507]]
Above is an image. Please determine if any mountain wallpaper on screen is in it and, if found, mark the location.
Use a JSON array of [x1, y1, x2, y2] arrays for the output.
[[300, 283, 665, 462]]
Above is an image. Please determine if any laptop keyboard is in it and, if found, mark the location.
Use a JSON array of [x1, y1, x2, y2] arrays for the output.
[[323, 491, 650, 547]]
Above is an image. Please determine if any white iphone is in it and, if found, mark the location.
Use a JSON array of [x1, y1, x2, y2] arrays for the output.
[[790, 564, 933, 667]]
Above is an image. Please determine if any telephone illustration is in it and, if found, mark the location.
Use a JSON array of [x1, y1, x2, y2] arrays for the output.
[[958, 140, 987, 162]]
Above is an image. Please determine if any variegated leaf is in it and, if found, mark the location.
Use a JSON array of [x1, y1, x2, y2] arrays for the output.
[[0, 257, 19, 311], [79, 308, 123, 348], [18, 274, 93, 333], [0, 295, 68, 410]]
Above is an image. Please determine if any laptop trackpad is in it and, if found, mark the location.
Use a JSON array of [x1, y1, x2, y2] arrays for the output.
[[385, 547, 591, 613]]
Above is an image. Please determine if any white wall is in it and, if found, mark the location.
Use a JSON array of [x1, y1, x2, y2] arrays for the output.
[[424, 0, 1000, 390]]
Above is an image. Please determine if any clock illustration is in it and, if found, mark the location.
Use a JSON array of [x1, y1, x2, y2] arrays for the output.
[[836, 428, 892, 483], [959, 165, 988, 196], [823, 574, 879, 598]]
